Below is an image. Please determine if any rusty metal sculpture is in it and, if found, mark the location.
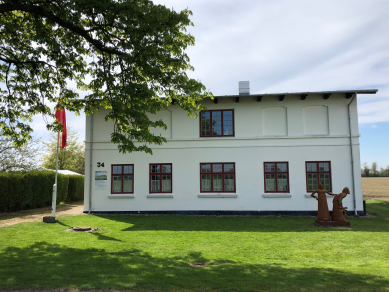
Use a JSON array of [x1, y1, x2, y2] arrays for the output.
[[330, 187, 350, 226], [311, 183, 351, 227], [310, 182, 334, 222]]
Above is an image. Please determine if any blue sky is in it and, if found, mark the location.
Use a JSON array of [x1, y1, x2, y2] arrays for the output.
[[30, 0, 389, 168]]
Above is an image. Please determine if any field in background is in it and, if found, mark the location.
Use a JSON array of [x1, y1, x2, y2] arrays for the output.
[[362, 177, 389, 201]]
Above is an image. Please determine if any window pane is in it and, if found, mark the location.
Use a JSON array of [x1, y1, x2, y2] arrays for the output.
[[213, 174, 223, 191], [201, 164, 211, 173], [323, 163, 329, 171], [162, 165, 171, 173], [223, 111, 233, 135], [113, 166, 122, 174], [123, 165, 133, 174], [224, 164, 234, 172], [307, 163, 316, 172], [201, 112, 211, 136], [265, 163, 275, 172], [212, 111, 222, 136], [151, 175, 160, 192], [307, 174, 317, 191], [123, 176, 133, 192], [151, 165, 160, 173], [112, 176, 122, 192], [277, 163, 287, 172], [277, 174, 288, 191], [224, 174, 234, 191], [201, 174, 211, 191], [213, 164, 223, 172], [223, 124, 233, 135], [162, 175, 171, 192], [320, 173, 330, 190], [319, 163, 324, 171], [265, 174, 275, 191]]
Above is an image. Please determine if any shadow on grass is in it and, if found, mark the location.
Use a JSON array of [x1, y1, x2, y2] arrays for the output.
[[92, 212, 389, 233], [0, 242, 387, 291]]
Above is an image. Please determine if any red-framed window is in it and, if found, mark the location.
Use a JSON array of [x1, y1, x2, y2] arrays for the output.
[[264, 162, 289, 193], [306, 161, 332, 192], [111, 164, 134, 194], [149, 163, 172, 193], [200, 163, 236, 192], [200, 109, 234, 137]]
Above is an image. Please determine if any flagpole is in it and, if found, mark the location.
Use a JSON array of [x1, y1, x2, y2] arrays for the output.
[[51, 132, 60, 217]]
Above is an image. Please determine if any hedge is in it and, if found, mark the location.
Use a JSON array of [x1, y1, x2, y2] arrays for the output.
[[66, 175, 84, 203], [0, 170, 69, 212]]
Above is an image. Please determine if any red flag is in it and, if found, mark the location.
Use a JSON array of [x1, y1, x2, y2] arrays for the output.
[[55, 105, 67, 148]]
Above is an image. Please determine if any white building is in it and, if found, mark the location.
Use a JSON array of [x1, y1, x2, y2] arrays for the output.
[[83, 86, 377, 215]]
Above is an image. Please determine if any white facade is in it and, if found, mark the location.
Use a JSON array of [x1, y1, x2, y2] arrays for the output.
[[84, 91, 376, 215]]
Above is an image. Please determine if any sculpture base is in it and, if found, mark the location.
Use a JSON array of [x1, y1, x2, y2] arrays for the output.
[[43, 216, 56, 223], [315, 219, 350, 227]]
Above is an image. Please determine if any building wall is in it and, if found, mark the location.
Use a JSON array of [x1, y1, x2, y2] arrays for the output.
[[84, 94, 363, 213]]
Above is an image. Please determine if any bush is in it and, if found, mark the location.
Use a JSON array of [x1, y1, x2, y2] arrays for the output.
[[0, 170, 69, 212], [66, 175, 84, 203]]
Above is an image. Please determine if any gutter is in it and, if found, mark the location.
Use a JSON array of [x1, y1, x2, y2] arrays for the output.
[[347, 95, 357, 215], [88, 114, 94, 214]]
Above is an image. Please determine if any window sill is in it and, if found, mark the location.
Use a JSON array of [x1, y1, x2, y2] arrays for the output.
[[109, 194, 135, 198], [262, 193, 291, 198], [147, 194, 174, 198], [305, 194, 334, 198], [198, 193, 238, 198]]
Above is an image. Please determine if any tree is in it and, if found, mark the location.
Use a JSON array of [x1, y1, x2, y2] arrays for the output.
[[381, 166, 389, 177], [41, 128, 84, 174], [0, 132, 41, 171], [371, 162, 378, 177], [361, 162, 370, 177], [0, 0, 211, 153]]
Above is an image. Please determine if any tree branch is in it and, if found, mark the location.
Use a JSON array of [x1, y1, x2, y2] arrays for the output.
[[0, 3, 126, 56]]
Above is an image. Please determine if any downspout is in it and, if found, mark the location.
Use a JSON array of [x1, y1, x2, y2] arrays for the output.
[[347, 94, 358, 215], [88, 113, 94, 214]]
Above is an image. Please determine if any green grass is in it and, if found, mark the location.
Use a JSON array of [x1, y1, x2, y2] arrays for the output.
[[0, 201, 388, 292]]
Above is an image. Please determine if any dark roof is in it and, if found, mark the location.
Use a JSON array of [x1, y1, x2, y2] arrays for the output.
[[213, 89, 378, 99], [77, 89, 378, 102]]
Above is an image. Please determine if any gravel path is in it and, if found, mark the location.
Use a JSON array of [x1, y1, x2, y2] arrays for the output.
[[0, 201, 85, 228]]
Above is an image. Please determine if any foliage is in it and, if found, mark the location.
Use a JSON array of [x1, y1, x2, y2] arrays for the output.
[[66, 174, 84, 203], [0, 0, 211, 153], [0, 170, 68, 212], [0, 201, 389, 291], [41, 129, 84, 174], [361, 162, 389, 177], [0, 133, 41, 172]]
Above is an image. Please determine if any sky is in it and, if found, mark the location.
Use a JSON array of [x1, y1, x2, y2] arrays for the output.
[[30, 0, 389, 168]]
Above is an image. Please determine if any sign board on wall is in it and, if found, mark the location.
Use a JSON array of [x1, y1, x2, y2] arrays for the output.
[[95, 171, 108, 190]]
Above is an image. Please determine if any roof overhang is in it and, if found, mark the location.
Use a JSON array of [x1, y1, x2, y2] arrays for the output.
[[213, 89, 378, 99], [78, 89, 378, 103]]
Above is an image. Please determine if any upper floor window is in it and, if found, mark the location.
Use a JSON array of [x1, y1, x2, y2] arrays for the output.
[[200, 163, 235, 192], [306, 161, 332, 192], [200, 109, 234, 137], [264, 162, 289, 193], [150, 163, 172, 193], [111, 164, 134, 194]]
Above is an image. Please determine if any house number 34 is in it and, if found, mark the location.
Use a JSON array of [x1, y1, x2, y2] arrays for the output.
[[97, 162, 105, 167]]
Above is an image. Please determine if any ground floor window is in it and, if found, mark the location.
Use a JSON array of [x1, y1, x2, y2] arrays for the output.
[[150, 163, 172, 193], [306, 161, 332, 192], [111, 164, 134, 194], [264, 162, 289, 192], [200, 163, 236, 192]]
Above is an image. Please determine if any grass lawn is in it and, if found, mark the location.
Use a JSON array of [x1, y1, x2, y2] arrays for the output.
[[0, 201, 388, 292]]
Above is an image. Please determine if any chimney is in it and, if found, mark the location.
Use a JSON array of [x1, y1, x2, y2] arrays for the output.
[[239, 81, 250, 95]]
